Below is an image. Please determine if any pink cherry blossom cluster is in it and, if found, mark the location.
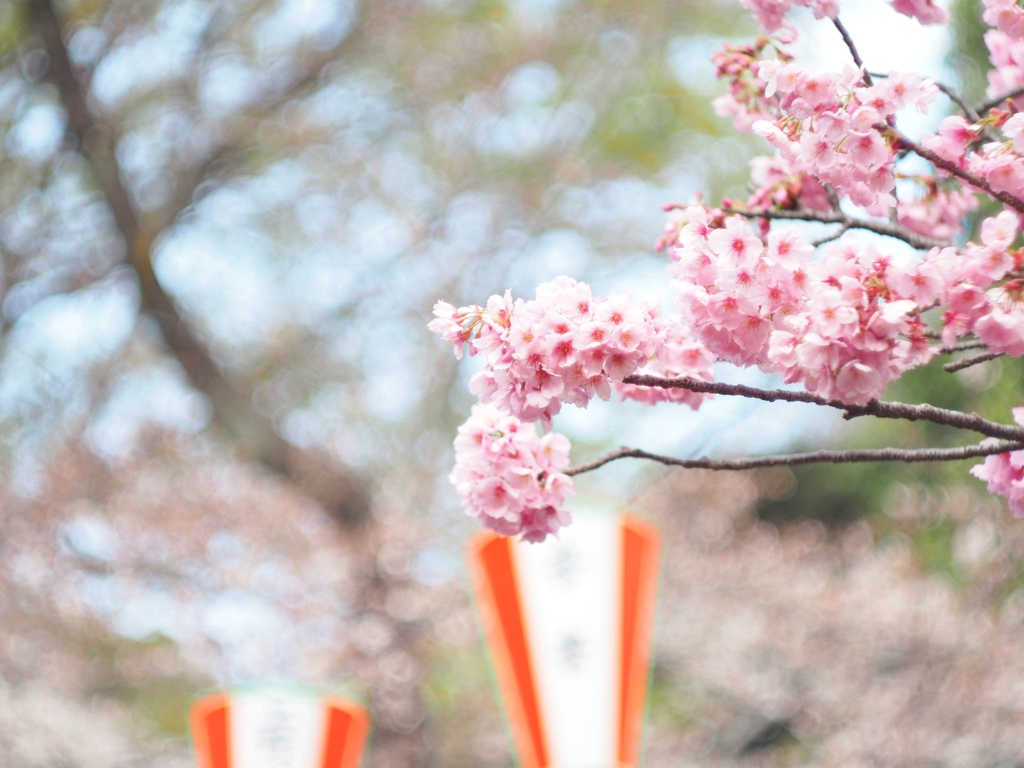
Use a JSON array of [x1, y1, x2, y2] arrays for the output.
[[744, 155, 833, 220], [895, 174, 979, 242], [754, 66, 937, 213], [738, 0, 836, 35], [433, 278, 718, 540], [657, 207, 1024, 399], [712, 39, 791, 133], [739, 0, 945, 35], [985, 0, 1024, 40], [920, 109, 1024, 204], [972, 409, 1024, 516], [615, 325, 717, 407], [986, 28, 1024, 110], [713, 31, 939, 213], [928, 211, 1024, 355], [450, 404, 574, 542], [431, 276, 685, 428], [667, 208, 936, 403]]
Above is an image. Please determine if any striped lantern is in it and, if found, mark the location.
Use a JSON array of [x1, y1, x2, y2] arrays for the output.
[[467, 512, 660, 768], [189, 687, 370, 768]]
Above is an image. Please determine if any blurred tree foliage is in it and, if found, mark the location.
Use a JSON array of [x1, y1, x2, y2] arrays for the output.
[[6, 0, 1024, 764], [0, 0, 753, 765]]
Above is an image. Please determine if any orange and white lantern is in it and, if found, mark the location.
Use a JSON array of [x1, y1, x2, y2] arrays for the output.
[[189, 687, 370, 768], [467, 512, 660, 768]]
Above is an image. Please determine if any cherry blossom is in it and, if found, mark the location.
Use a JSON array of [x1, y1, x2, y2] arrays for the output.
[[972, 409, 1024, 516], [450, 404, 574, 542], [431, 277, 668, 428], [984, 0, 1024, 40]]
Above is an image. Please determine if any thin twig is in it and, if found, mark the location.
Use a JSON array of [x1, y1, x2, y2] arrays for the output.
[[811, 222, 849, 247], [833, 18, 871, 86], [932, 81, 1002, 143], [731, 208, 950, 250], [934, 81, 980, 123], [940, 339, 989, 353], [944, 351, 1005, 373], [977, 85, 1024, 115], [825, 183, 842, 212], [620, 374, 1024, 442], [566, 440, 1024, 476]]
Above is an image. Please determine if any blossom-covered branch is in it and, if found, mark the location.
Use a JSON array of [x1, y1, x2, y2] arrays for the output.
[[431, 0, 1024, 540]]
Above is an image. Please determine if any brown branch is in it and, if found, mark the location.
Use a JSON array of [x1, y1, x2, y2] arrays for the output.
[[833, 18, 871, 86], [941, 339, 988, 353], [621, 374, 1024, 442], [934, 81, 980, 123], [731, 208, 950, 250], [977, 85, 1024, 115], [944, 351, 1005, 373], [566, 440, 1024, 476], [811, 221, 849, 246], [890, 127, 1024, 215]]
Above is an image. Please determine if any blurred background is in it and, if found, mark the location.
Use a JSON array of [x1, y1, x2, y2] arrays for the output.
[[4, 0, 1024, 765]]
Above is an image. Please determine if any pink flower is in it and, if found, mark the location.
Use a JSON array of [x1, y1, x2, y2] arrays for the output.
[[834, 361, 885, 403], [972, 409, 1024, 516], [980, 210, 1018, 251], [974, 305, 1024, 355], [1005, 112, 1024, 153], [708, 217, 765, 265], [890, 0, 948, 24], [981, 154, 1024, 197], [431, 277, 665, 427], [984, 0, 1024, 39], [921, 116, 979, 164], [617, 325, 717, 407], [451, 404, 575, 542], [986, 30, 1024, 110]]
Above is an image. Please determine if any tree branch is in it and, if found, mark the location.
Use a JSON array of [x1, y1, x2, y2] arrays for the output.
[[811, 222, 848, 246], [832, 18, 871, 86], [731, 207, 950, 250], [566, 440, 1024, 476], [149, 29, 365, 237], [941, 339, 989, 353], [28, 0, 373, 524], [31, 0, 300, 475], [977, 85, 1024, 115], [621, 374, 1024, 441], [934, 81, 980, 122], [30, 6, 430, 764], [944, 351, 1005, 373]]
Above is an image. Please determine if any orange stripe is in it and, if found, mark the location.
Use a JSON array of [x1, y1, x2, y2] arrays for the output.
[[467, 532, 548, 768], [189, 694, 232, 768], [320, 698, 370, 768], [618, 516, 660, 767]]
